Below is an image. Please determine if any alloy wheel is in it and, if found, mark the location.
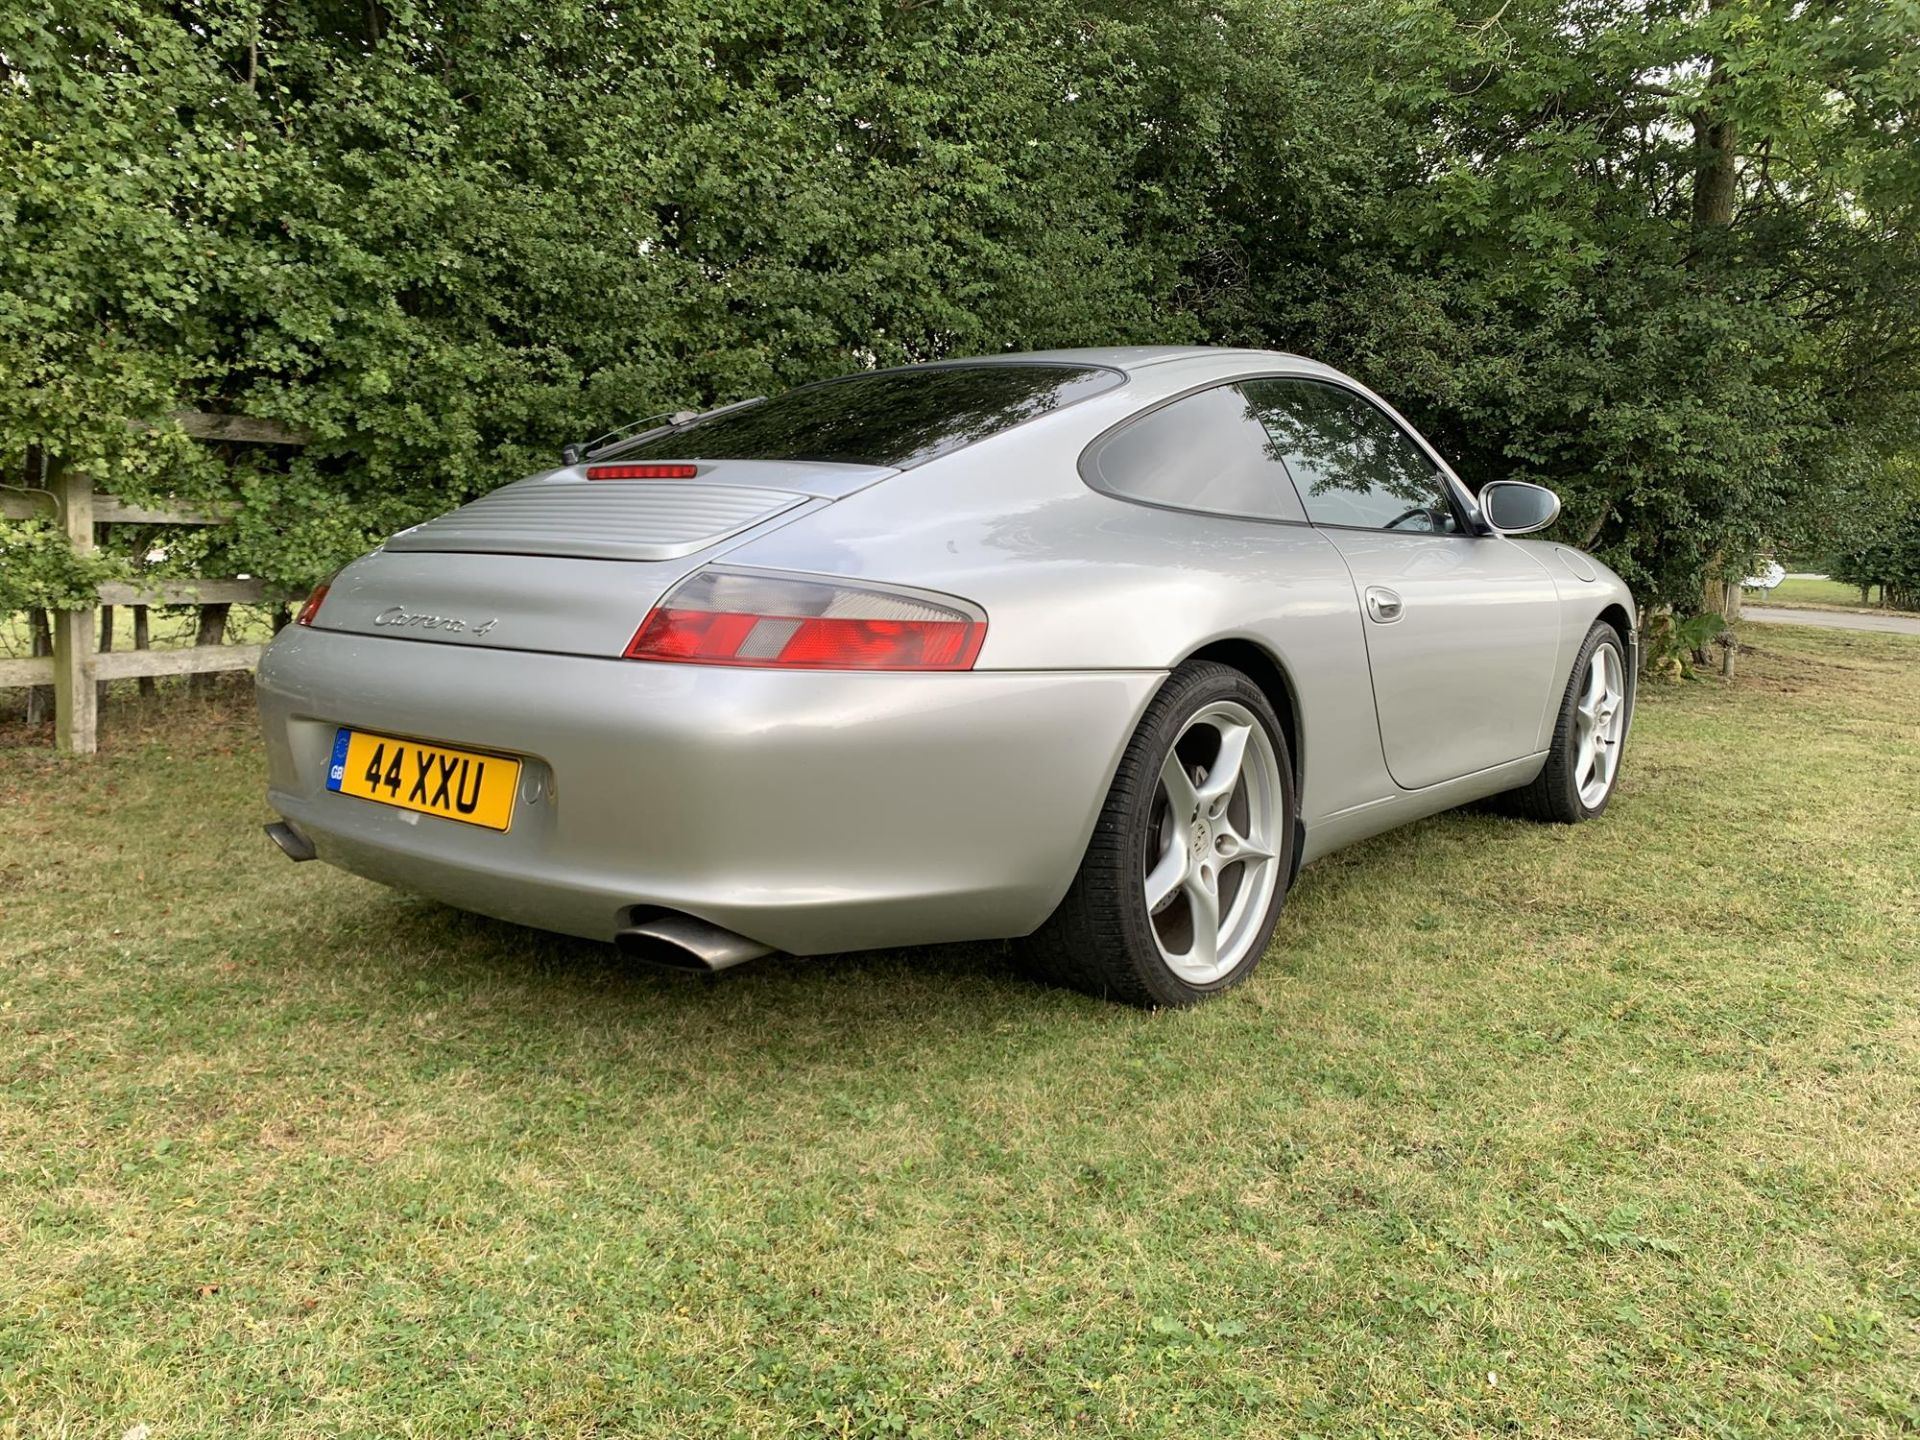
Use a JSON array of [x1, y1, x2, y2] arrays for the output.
[[1574, 641, 1627, 808], [1142, 701, 1284, 985]]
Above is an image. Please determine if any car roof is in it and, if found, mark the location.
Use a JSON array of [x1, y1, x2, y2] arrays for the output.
[[947, 345, 1332, 376]]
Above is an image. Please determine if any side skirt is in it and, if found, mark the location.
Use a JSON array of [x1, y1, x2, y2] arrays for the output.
[[1298, 752, 1548, 866]]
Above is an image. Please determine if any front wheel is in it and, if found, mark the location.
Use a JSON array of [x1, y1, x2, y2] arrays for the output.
[[1498, 620, 1631, 823], [1019, 661, 1297, 1007]]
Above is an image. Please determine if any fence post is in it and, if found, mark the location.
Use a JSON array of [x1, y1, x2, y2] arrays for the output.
[[4, 412, 309, 749], [98, 598, 115, 708], [50, 462, 99, 755], [133, 605, 155, 697]]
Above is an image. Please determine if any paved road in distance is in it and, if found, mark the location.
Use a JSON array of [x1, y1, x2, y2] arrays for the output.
[[1744, 606, 1920, 637]]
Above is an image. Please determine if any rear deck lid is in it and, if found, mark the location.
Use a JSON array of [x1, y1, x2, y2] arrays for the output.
[[313, 549, 695, 658], [314, 461, 892, 656], [383, 460, 891, 562]]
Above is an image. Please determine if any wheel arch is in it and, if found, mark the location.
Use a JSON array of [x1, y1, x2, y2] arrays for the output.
[[1596, 601, 1633, 646], [1593, 601, 1639, 741], [1177, 636, 1306, 850], [1177, 638, 1308, 887]]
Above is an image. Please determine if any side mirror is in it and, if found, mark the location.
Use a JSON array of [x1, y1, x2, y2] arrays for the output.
[[1480, 480, 1561, 536]]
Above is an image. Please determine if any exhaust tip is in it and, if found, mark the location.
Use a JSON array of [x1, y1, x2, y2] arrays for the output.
[[265, 820, 317, 863], [616, 934, 722, 972], [615, 913, 774, 973]]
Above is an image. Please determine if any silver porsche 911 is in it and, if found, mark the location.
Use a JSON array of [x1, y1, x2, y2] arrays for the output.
[[257, 347, 1636, 1006]]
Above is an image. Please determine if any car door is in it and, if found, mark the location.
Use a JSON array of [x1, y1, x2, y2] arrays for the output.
[[1242, 377, 1562, 791]]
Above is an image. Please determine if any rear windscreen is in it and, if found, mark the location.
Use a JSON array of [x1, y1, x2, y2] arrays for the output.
[[610, 363, 1124, 470]]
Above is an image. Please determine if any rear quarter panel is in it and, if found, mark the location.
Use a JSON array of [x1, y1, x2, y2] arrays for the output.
[[723, 410, 1396, 828]]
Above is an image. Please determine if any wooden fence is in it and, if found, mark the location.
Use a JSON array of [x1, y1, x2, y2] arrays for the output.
[[0, 412, 308, 754]]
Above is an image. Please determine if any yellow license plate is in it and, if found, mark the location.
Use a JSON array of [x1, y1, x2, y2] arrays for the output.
[[326, 728, 520, 831]]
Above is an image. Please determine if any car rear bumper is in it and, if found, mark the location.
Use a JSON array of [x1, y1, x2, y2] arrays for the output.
[[256, 628, 1161, 954]]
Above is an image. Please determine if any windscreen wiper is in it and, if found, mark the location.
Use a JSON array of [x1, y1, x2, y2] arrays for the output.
[[561, 395, 768, 466]]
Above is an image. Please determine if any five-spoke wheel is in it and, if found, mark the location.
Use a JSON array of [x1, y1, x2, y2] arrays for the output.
[[1143, 702, 1285, 985], [1497, 620, 1632, 823], [1572, 639, 1627, 809], [1021, 661, 1296, 1007]]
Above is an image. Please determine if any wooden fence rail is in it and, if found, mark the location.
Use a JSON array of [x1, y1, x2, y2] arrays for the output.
[[1, 412, 306, 753]]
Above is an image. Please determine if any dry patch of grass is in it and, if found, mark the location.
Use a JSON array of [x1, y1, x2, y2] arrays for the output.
[[1, 625, 1916, 1437]]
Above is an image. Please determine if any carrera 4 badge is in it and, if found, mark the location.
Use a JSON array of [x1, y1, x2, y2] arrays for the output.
[[372, 606, 498, 636]]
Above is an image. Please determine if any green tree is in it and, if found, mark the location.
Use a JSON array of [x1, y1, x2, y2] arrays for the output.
[[4, 0, 1918, 620], [1194, 0, 1920, 610], [1825, 454, 1920, 608], [4, 0, 1221, 590]]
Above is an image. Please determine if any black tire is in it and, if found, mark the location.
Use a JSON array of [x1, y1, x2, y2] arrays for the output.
[[1497, 620, 1631, 823], [1019, 660, 1297, 1008]]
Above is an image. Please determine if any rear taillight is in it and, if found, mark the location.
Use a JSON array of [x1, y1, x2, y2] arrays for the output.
[[295, 582, 331, 627], [586, 463, 700, 480], [625, 569, 986, 671]]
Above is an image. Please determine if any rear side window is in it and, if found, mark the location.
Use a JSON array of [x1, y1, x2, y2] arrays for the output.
[[1241, 379, 1461, 533], [1081, 384, 1306, 522], [612, 363, 1123, 470]]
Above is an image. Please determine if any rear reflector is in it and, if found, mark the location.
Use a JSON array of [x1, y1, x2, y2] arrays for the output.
[[625, 569, 986, 671], [586, 463, 700, 480], [295, 581, 331, 627]]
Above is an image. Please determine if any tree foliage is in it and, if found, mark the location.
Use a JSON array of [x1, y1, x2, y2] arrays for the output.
[[4, 0, 1918, 613], [1825, 454, 1920, 608], [1191, 0, 1920, 606], [0, 521, 127, 614]]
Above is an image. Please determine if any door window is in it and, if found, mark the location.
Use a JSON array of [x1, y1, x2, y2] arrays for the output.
[[1082, 384, 1305, 522], [1242, 379, 1461, 533]]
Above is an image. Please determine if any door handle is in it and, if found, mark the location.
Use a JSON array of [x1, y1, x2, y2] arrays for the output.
[[1365, 586, 1404, 624]]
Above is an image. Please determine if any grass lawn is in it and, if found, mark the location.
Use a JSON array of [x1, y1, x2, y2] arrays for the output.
[[2, 623, 1916, 1437], [1748, 577, 1915, 615]]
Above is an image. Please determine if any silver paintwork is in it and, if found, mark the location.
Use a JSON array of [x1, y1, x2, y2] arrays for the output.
[[257, 346, 1637, 956], [1322, 527, 1563, 790], [257, 630, 1161, 953]]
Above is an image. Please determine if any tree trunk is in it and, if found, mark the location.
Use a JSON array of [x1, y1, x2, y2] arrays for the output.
[[1684, 18, 1739, 616], [1691, 112, 1738, 232], [1690, 1, 1738, 238], [1700, 567, 1740, 619], [188, 602, 232, 697]]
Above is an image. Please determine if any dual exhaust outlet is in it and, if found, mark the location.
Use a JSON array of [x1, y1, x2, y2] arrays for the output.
[[265, 821, 771, 974]]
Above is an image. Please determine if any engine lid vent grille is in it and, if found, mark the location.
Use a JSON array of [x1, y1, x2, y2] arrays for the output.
[[384, 479, 809, 561]]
